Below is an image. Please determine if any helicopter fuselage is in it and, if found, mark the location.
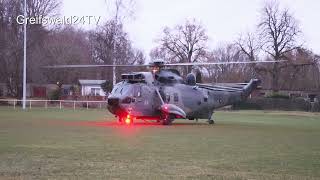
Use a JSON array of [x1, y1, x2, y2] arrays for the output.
[[107, 70, 260, 124]]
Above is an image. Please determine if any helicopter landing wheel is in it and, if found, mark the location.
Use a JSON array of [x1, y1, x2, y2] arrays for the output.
[[162, 119, 172, 125], [208, 120, 215, 124], [208, 112, 215, 125], [162, 114, 173, 125]]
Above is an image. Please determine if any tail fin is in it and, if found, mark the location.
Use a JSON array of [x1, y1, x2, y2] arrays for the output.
[[242, 79, 261, 99]]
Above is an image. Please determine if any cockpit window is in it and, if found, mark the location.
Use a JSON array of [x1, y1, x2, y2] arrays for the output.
[[112, 88, 118, 93], [133, 86, 142, 97]]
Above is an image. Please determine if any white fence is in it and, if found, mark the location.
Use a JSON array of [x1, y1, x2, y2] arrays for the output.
[[0, 99, 108, 110]]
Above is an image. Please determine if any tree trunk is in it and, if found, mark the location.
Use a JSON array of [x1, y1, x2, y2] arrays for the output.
[[271, 63, 280, 93]]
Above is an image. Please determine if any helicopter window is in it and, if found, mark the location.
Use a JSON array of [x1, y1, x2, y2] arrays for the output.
[[122, 97, 132, 104], [166, 93, 170, 103], [113, 88, 118, 93], [174, 93, 179, 102], [159, 77, 166, 83], [133, 86, 142, 97]]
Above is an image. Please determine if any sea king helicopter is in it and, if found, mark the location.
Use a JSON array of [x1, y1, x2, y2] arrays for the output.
[[45, 60, 285, 125]]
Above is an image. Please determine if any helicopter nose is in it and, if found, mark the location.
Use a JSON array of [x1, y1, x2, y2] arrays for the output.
[[107, 98, 120, 107]]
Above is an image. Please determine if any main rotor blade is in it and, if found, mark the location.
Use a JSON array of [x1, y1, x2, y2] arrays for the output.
[[43, 60, 287, 69], [43, 64, 149, 69], [164, 60, 287, 66]]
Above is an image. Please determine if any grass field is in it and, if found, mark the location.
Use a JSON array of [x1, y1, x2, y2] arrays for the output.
[[0, 107, 320, 179]]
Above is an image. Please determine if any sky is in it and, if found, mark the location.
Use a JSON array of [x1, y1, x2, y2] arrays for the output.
[[62, 0, 320, 57]]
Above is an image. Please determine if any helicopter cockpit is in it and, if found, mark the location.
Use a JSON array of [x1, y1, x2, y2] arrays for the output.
[[121, 72, 154, 85], [107, 72, 157, 118], [154, 69, 184, 84]]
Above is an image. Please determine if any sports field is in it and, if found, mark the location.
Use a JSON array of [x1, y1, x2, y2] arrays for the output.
[[0, 107, 319, 179]]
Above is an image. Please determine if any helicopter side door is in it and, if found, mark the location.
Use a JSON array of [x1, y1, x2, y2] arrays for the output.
[[132, 84, 156, 117]]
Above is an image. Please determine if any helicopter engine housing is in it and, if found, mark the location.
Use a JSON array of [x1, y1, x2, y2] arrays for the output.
[[186, 73, 196, 86]]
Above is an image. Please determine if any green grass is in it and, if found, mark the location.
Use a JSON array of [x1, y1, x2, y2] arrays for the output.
[[0, 107, 320, 179]]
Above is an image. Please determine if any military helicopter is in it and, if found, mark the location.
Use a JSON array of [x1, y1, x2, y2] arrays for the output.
[[45, 60, 285, 125]]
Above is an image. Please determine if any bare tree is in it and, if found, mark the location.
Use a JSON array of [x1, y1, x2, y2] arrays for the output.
[[27, 0, 60, 17], [236, 32, 261, 62], [235, 32, 264, 79], [258, 1, 302, 92], [259, 1, 301, 61], [236, 1, 309, 92], [280, 48, 320, 91], [42, 27, 94, 85], [110, 0, 136, 23], [90, 20, 144, 82], [91, 0, 138, 85], [151, 19, 208, 74], [0, 0, 60, 98], [205, 44, 248, 83]]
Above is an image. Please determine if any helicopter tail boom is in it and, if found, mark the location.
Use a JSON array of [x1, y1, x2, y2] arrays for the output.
[[242, 79, 261, 99], [197, 79, 261, 107]]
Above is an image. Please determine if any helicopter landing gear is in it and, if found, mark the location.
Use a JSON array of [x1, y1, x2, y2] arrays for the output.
[[208, 112, 215, 125], [162, 114, 174, 125]]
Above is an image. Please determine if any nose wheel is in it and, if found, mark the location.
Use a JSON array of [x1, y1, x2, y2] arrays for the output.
[[162, 114, 174, 125], [118, 116, 134, 125]]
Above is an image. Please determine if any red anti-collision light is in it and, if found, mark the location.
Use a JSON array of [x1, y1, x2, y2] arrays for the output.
[[125, 114, 132, 125], [125, 118, 131, 124]]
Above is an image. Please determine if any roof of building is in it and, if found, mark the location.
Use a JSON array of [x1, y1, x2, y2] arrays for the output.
[[78, 80, 106, 85]]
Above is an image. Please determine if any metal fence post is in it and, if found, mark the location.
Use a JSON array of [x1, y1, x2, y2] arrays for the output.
[[86, 102, 89, 109], [45, 101, 48, 109], [13, 100, 16, 109], [73, 101, 76, 110], [29, 100, 31, 109], [59, 101, 62, 110]]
